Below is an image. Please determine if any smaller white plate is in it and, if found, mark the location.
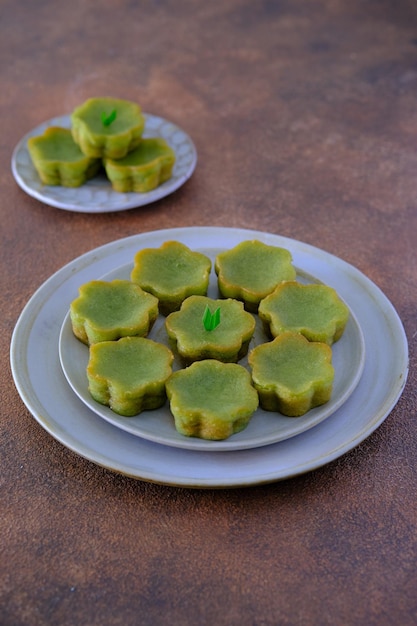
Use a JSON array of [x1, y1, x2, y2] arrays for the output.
[[58, 260, 365, 452], [11, 113, 197, 213]]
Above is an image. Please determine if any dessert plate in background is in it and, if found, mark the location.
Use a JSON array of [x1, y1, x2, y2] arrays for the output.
[[11, 113, 197, 213], [58, 260, 365, 452], [10, 227, 409, 488]]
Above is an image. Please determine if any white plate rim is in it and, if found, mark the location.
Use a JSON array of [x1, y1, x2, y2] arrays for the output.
[[11, 113, 197, 213], [10, 227, 409, 488], [58, 261, 365, 451]]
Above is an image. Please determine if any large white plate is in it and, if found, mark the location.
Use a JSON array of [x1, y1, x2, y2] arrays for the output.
[[11, 113, 197, 213], [58, 261, 365, 451], [10, 227, 409, 488]]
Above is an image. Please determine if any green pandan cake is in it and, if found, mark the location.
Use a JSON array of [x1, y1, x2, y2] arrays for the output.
[[165, 295, 255, 364], [103, 138, 175, 193], [70, 279, 158, 345], [27, 127, 101, 187], [71, 97, 145, 159], [215, 240, 296, 312], [166, 359, 259, 440], [87, 336, 173, 416], [248, 331, 334, 416], [258, 281, 350, 345], [131, 241, 212, 315]]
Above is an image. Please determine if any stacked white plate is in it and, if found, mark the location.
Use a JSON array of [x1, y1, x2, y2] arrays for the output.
[[10, 227, 409, 488]]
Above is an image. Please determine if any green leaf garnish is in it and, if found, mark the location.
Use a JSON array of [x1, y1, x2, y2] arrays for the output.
[[203, 305, 221, 331], [101, 109, 117, 127]]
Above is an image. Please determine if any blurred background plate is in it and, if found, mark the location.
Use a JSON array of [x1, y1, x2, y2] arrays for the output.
[[11, 113, 197, 213]]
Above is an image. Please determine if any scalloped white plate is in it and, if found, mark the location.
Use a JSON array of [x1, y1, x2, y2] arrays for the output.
[[11, 113, 197, 212], [10, 227, 409, 488], [58, 261, 365, 451]]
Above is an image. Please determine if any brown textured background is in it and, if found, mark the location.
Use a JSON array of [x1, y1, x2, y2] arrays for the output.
[[1, 1, 416, 625]]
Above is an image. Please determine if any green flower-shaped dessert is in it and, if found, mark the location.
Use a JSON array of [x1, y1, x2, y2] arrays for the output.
[[259, 281, 350, 345], [166, 360, 259, 440], [71, 97, 145, 159], [70, 279, 159, 345], [215, 240, 296, 312], [248, 331, 334, 416], [27, 127, 101, 187], [103, 137, 175, 193], [87, 336, 173, 416], [130, 241, 212, 315], [165, 295, 255, 364]]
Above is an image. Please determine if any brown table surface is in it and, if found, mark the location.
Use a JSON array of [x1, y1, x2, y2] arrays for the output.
[[2, 1, 416, 624]]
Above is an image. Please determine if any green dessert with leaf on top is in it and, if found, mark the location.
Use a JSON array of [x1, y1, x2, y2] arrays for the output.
[[27, 97, 178, 193], [166, 359, 259, 440], [70, 279, 159, 345], [103, 137, 176, 193], [248, 331, 334, 416], [87, 336, 173, 417], [131, 241, 212, 315], [165, 295, 256, 364], [71, 97, 145, 159], [215, 240, 296, 312], [258, 280, 349, 345], [27, 126, 101, 187]]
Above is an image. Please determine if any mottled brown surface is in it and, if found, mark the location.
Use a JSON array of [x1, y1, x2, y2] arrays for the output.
[[1, 1, 416, 625]]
